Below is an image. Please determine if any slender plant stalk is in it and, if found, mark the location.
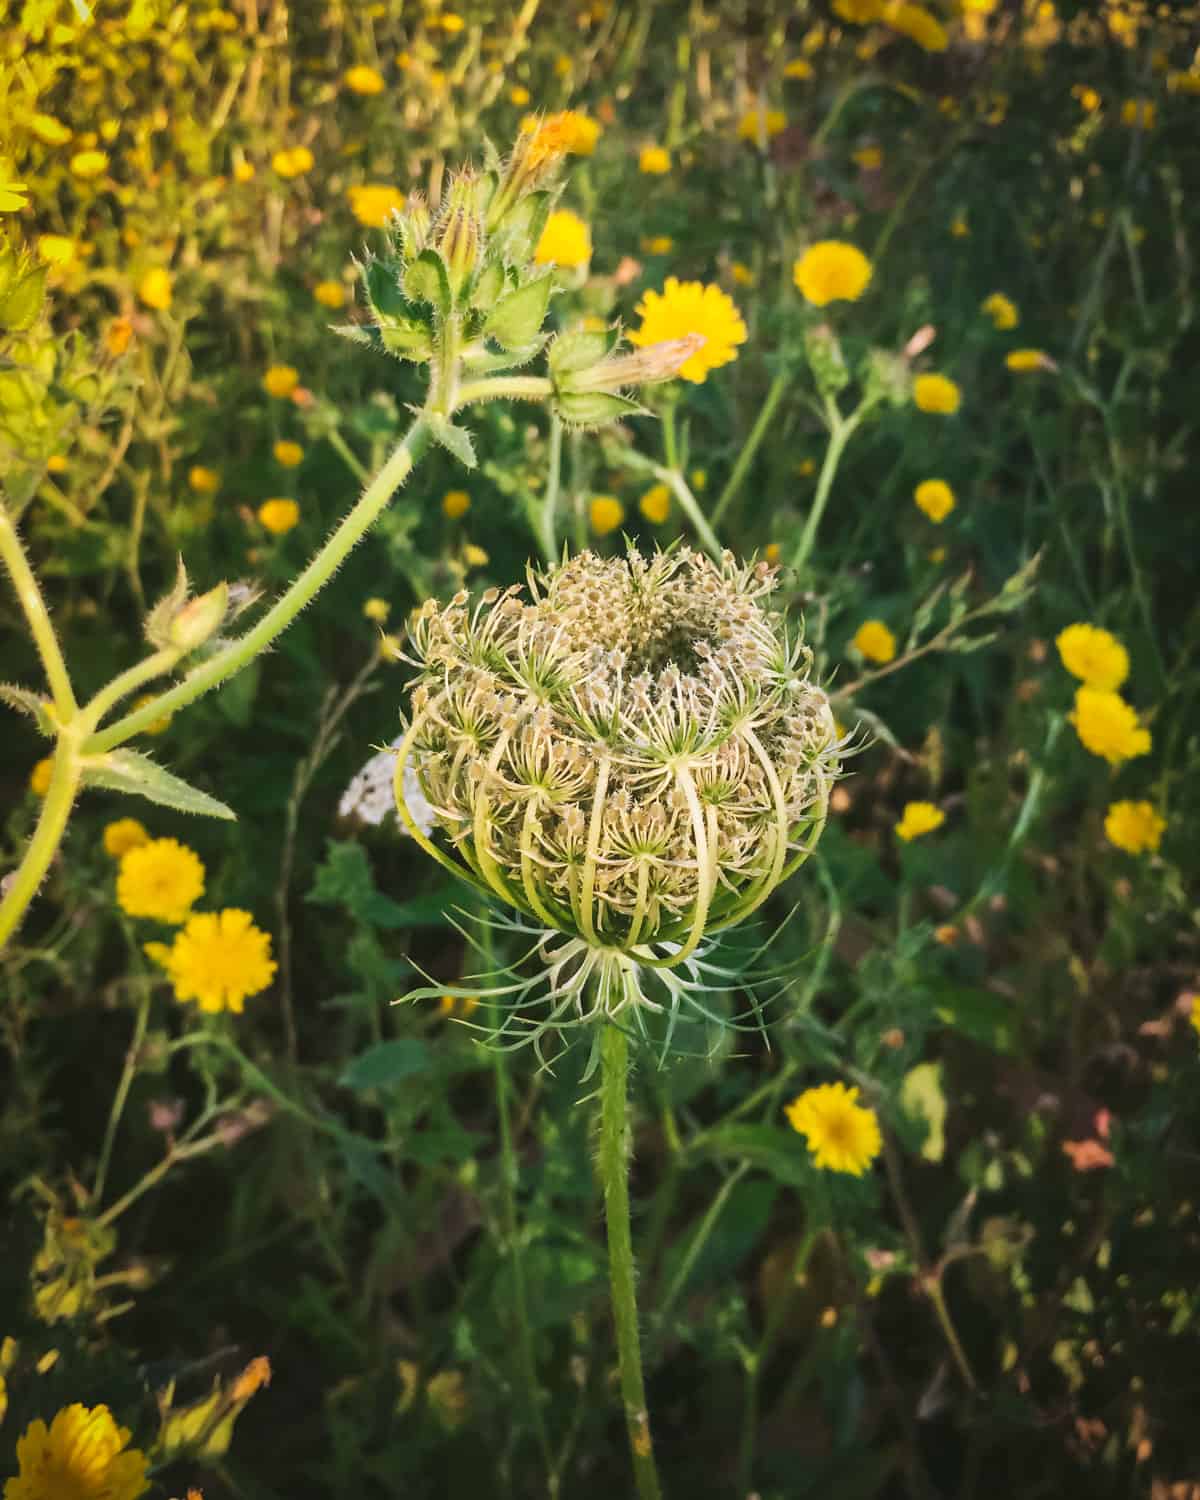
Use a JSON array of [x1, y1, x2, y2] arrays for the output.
[[536, 414, 564, 567], [710, 367, 789, 529], [0, 737, 83, 949], [599, 1023, 663, 1500], [0, 505, 78, 719], [93, 984, 152, 1203], [789, 397, 869, 577]]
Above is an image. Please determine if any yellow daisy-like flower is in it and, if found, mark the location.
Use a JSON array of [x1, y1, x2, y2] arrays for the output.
[[981, 291, 1019, 329], [730, 261, 756, 287], [590, 495, 625, 536], [784, 58, 814, 79], [363, 597, 390, 622], [36, 234, 78, 268], [1104, 800, 1165, 855], [29, 757, 53, 797], [510, 85, 531, 106], [1055, 623, 1129, 691], [7, 1403, 149, 1500], [895, 800, 946, 841], [883, 1, 949, 51], [272, 146, 315, 179], [313, 280, 346, 308], [851, 619, 896, 664], [442, 489, 471, 519], [463, 543, 489, 569], [273, 439, 304, 468], [1120, 98, 1156, 129], [344, 64, 385, 95], [138, 267, 172, 311], [103, 818, 149, 859], [912, 373, 961, 414], [786, 1083, 882, 1176], [233, 159, 256, 184], [0, 182, 29, 212], [1069, 686, 1151, 765], [258, 498, 300, 536], [116, 838, 205, 925], [145, 909, 277, 1014], [69, 150, 109, 180], [641, 235, 674, 256], [347, 183, 405, 228], [188, 465, 220, 494], [793, 240, 873, 306], [262, 364, 299, 398], [833, 0, 884, 20], [638, 483, 671, 524], [629, 277, 747, 384], [534, 209, 592, 268], [639, 145, 671, 174], [913, 479, 956, 523], [30, 113, 73, 146], [736, 107, 787, 142], [518, 110, 601, 163], [1006, 348, 1052, 372]]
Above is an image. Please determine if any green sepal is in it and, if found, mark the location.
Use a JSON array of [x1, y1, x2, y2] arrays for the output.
[[469, 259, 507, 313], [548, 326, 619, 377], [80, 749, 237, 820], [403, 249, 453, 318], [553, 390, 648, 430], [490, 189, 553, 266], [483, 273, 555, 350]]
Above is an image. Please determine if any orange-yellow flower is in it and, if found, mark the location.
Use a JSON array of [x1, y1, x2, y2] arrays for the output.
[[793, 241, 873, 306], [629, 277, 747, 384]]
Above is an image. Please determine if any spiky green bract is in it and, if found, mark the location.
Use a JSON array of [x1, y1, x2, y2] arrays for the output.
[[394, 545, 841, 985]]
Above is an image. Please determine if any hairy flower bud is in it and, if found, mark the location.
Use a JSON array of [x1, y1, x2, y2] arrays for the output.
[[395, 547, 840, 985]]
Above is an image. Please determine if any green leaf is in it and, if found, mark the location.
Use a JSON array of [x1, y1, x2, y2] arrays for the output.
[[469, 258, 507, 312], [307, 840, 419, 928], [340, 1038, 432, 1091], [697, 1124, 808, 1187], [932, 984, 1016, 1051], [80, 750, 236, 820], [429, 415, 477, 469], [403, 248, 452, 317], [483, 274, 554, 350], [549, 327, 616, 377]]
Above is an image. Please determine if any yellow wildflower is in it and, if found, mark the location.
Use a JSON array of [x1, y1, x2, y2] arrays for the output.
[[29, 757, 53, 797], [1120, 98, 1156, 129], [442, 489, 471, 519], [344, 64, 386, 95], [1055, 624, 1129, 690], [786, 1082, 882, 1176], [105, 317, 134, 355], [1103, 800, 1165, 855], [895, 801, 946, 841], [510, 86, 531, 105], [31, 114, 73, 146], [138, 268, 172, 310], [1006, 348, 1052, 372], [736, 107, 787, 142], [913, 479, 956, 523], [69, 150, 109, 179], [347, 183, 405, 228], [36, 235, 78, 268], [590, 496, 625, 536], [534, 209, 592, 268], [1073, 84, 1102, 112], [853, 144, 883, 170], [784, 58, 814, 79], [639, 145, 671, 174], [883, 1, 949, 51], [273, 440, 304, 468], [519, 110, 601, 161], [463, 543, 489, 569], [1069, 686, 1151, 765], [313, 280, 346, 308], [145, 909, 277, 1014], [363, 597, 390, 622], [833, 0, 884, 19], [913, 373, 961, 414], [262, 364, 299, 398], [103, 819, 149, 859], [188, 465, 220, 494], [0, 181, 29, 211], [638, 483, 671, 524], [7, 1403, 148, 1500], [793, 240, 873, 306], [641, 235, 674, 255], [630, 277, 747, 384], [852, 619, 896, 663], [117, 838, 205, 924], [258, 498, 300, 535], [272, 146, 315, 178], [233, 159, 256, 183], [981, 292, 1019, 329], [730, 261, 756, 287]]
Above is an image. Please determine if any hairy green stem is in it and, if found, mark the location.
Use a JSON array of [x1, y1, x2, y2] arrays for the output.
[[455, 375, 553, 407], [0, 735, 83, 950], [0, 504, 77, 719], [789, 397, 866, 577], [710, 368, 789, 529], [93, 983, 152, 1203], [599, 1023, 663, 1500], [535, 414, 564, 566], [84, 417, 431, 753]]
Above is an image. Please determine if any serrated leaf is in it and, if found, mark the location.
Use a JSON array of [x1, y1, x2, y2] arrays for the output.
[[80, 750, 236, 820], [0, 683, 52, 729], [330, 323, 381, 350], [403, 249, 452, 317], [554, 390, 648, 429], [549, 327, 617, 377], [429, 416, 477, 469], [469, 258, 507, 312]]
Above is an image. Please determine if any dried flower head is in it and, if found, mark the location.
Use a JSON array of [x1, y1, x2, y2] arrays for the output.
[[395, 546, 839, 1038]]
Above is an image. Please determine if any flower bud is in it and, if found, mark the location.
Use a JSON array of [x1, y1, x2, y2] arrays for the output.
[[168, 582, 229, 652], [804, 323, 850, 398]]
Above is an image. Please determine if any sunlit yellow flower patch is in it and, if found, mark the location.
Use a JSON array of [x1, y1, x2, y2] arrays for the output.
[[347, 183, 405, 227], [7, 1403, 148, 1500], [913, 479, 955, 522], [258, 498, 300, 535], [1104, 800, 1165, 855], [793, 241, 873, 306], [145, 909, 277, 1013], [117, 838, 205, 924], [852, 619, 896, 663], [1069, 687, 1151, 765], [895, 801, 945, 841], [1055, 623, 1129, 690], [638, 483, 671, 524], [343, 64, 386, 95], [534, 209, 592, 267], [262, 364, 299, 398], [981, 292, 1019, 329], [103, 819, 149, 859], [639, 145, 671, 174], [590, 495, 625, 536], [442, 489, 471, 519], [912, 373, 961, 414], [630, 277, 747, 384], [138, 267, 173, 311]]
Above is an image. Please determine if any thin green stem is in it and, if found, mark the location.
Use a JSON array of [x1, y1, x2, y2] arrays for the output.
[[710, 368, 789, 529], [0, 735, 83, 950], [599, 1023, 663, 1500], [92, 985, 152, 1203], [455, 375, 553, 407], [0, 505, 77, 719], [660, 468, 721, 560], [536, 414, 564, 566], [84, 418, 431, 754], [789, 397, 868, 578], [82, 647, 181, 734]]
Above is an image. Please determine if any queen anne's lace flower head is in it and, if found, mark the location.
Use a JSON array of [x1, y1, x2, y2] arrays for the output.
[[395, 546, 840, 981]]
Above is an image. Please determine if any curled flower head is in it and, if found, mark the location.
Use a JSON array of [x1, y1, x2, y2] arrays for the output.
[[395, 547, 840, 990]]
